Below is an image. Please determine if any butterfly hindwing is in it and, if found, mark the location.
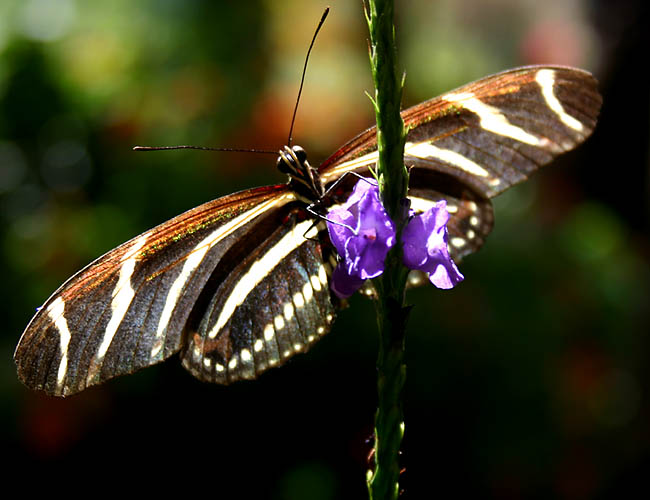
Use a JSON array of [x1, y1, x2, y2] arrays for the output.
[[406, 167, 495, 262], [180, 210, 336, 384]]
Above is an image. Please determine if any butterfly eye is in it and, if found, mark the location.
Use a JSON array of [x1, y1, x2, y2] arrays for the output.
[[277, 145, 308, 175], [276, 155, 291, 174], [277, 155, 296, 175], [291, 145, 308, 164]]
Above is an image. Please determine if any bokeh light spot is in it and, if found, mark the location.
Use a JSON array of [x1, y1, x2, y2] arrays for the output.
[[18, 0, 77, 42], [277, 462, 338, 500], [0, 140, 27, 194], [560, 202, 624, 262], [40, 139, 92, 192]]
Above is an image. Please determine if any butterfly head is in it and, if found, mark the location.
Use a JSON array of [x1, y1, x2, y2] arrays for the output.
[[277, 145, 324, 200], [277, 145, 308, 174]]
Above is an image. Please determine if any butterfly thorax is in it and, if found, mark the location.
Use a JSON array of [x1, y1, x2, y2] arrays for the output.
[[277, 145, 324, 201]]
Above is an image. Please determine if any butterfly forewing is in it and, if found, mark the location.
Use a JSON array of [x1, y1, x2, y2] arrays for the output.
[[319, 65, 601, 258], [402, 66, 600, 198], [15, 185, 305, 396]]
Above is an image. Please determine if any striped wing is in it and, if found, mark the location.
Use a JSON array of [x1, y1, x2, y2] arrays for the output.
[[180, 215, 336, 384], [320, 65, 601, 261], [15, 185, 335, 396]]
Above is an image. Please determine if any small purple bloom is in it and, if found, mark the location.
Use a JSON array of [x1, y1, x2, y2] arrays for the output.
[[402, 200, 464, 289], [327, 178, 396, 298], [330, 264, 366, 299]]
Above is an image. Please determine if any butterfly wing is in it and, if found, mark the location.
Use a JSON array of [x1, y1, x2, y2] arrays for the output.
[[16, 65, 602, 396], [180, 212, 336, 383], [15, 185, 337, 396], [319, 65, 602, 261]]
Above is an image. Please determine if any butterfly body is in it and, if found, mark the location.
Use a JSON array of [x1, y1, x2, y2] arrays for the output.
[[278, 145, 326, 200], [15, 66, 601, 396]]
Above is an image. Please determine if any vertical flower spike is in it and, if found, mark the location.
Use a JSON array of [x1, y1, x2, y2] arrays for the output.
[[326, 178, 396, 298], [402, 200, 464, 289]]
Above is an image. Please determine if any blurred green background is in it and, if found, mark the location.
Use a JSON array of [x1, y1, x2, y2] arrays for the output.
[[1, 0, 649, 498]]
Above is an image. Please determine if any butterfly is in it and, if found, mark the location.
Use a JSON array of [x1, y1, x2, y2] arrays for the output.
[[15, 65, 601, 396]]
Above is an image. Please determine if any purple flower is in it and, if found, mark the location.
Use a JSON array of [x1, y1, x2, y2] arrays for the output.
[[402, 200, 464, 289], [326, 178, 396, 298], [326, 178, 463, 297]]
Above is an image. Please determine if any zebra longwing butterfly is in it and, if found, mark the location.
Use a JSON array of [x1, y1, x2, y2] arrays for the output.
[[15, 66, 601, 396]]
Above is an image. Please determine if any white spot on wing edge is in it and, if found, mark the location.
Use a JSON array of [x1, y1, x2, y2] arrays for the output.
[[240, 348, 252, 363], [283, 302, 295, 322], [254, 339, 264, 352], [536, 69, 584, 133], [47, 297, 71, 392], [445, 91, 543, 146], [318, 264, 328, 286], [302, 280, 314, 303], [310, 274, 322, 292], [264, 324, 275, 342], [292, 291, 305, 309], [450, 237, 466, 248]]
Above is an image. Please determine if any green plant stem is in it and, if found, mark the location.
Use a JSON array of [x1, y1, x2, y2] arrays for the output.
[[365, 0, 409, 499]]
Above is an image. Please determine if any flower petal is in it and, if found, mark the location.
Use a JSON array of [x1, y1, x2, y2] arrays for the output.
[[327, 206, 355, 257], [330, 263, 365, 299], [429, 259, 464, 289], [401, 199, 464, 290], [402, 215, 429, 267], [343, 177, 378, 211], [325, 177, 396, 294]]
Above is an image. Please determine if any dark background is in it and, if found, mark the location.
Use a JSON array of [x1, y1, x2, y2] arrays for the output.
[[1, 1, 649, 498]]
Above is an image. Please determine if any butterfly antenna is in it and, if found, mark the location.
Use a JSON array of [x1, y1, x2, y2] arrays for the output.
[[133, 145, 277, 155], [287, 6, 330, 147]]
